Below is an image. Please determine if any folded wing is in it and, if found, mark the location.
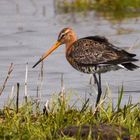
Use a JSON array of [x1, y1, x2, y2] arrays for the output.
[[71, 36, 138, 66]]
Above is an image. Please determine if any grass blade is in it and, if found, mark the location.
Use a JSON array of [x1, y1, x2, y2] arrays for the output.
[[117, 85, 124, 111]]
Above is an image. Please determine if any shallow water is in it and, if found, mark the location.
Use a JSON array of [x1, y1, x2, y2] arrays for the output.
[[0, 0, 140, 107]]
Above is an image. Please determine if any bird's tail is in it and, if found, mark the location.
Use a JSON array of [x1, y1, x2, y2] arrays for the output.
[[121, 63, 139, 71]]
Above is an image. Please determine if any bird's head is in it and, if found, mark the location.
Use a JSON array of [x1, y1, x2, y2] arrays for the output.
[[32, 27, 77, 68], [58, 27, 77, 44]]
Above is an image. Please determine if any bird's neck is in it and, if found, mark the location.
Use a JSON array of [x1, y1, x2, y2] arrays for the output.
[[65, 36, 77, 55]]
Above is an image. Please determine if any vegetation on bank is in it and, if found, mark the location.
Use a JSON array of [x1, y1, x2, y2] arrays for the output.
[[55, 0, 140, 20], [0, 86, 139, 139], [0, 64, 139, 139]]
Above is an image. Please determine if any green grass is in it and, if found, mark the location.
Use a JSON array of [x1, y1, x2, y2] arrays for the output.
[[55, 0, 94, 13], [94, 0, 140, 20], [0, 88, 139, 139], [55, 0, 140, 20]]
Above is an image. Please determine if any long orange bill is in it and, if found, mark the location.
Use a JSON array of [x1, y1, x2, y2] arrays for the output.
[[32, 41, 61, 68]]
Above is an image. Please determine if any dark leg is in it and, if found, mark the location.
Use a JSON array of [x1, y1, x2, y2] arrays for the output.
[[94, 73, 102, 107], [93, 74, 99, 86], [89, 74, 97, 85]]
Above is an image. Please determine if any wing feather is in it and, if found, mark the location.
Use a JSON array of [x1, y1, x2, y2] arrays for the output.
[[71, 36, 137, 66]]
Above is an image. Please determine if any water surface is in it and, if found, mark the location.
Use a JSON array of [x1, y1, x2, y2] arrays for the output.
[[0, 0, 140, 107]]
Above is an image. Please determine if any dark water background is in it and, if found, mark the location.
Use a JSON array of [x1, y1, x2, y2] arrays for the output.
[[0, 0, 140, 107]]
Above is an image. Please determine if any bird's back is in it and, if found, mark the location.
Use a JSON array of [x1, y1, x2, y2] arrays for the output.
[[66, 36, 139, 73]]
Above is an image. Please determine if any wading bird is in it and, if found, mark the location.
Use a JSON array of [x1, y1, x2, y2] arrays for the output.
[[33, 28, 139, 106]]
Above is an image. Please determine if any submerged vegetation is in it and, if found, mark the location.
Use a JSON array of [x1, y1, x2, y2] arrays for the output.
[[55, 0, 140, 20]]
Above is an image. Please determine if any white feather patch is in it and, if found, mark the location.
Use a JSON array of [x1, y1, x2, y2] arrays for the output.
[[118, 64, 126, 69]]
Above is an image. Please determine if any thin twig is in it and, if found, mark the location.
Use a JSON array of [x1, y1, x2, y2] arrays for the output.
[[10, 86, 15, 99], [41, 61, 44, 83], [16, 83, 20, 113], [39, 61, 44, 99], [0, 63, 14, 96], [61, 73, 64, 93], [8, 85, 15, 106], [25, 63, 28, 103], [59, 73, 65, 103], [36, 61, 44, 107]]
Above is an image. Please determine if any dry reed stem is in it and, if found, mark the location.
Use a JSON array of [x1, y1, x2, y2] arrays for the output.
[[59, 73, 65, 102], [24, 63, 28, 103], [16, 83, 20, 113], [39, 61, 44, 100], [10, 86, 15, 99], [0, 63, 14, 96], [36, 61, 44, 100], [8, 85, 15, 106]]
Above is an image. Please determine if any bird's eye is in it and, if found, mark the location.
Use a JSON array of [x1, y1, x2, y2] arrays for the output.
[[60, 33, 65, 39], [58, 33, 65, 41]]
